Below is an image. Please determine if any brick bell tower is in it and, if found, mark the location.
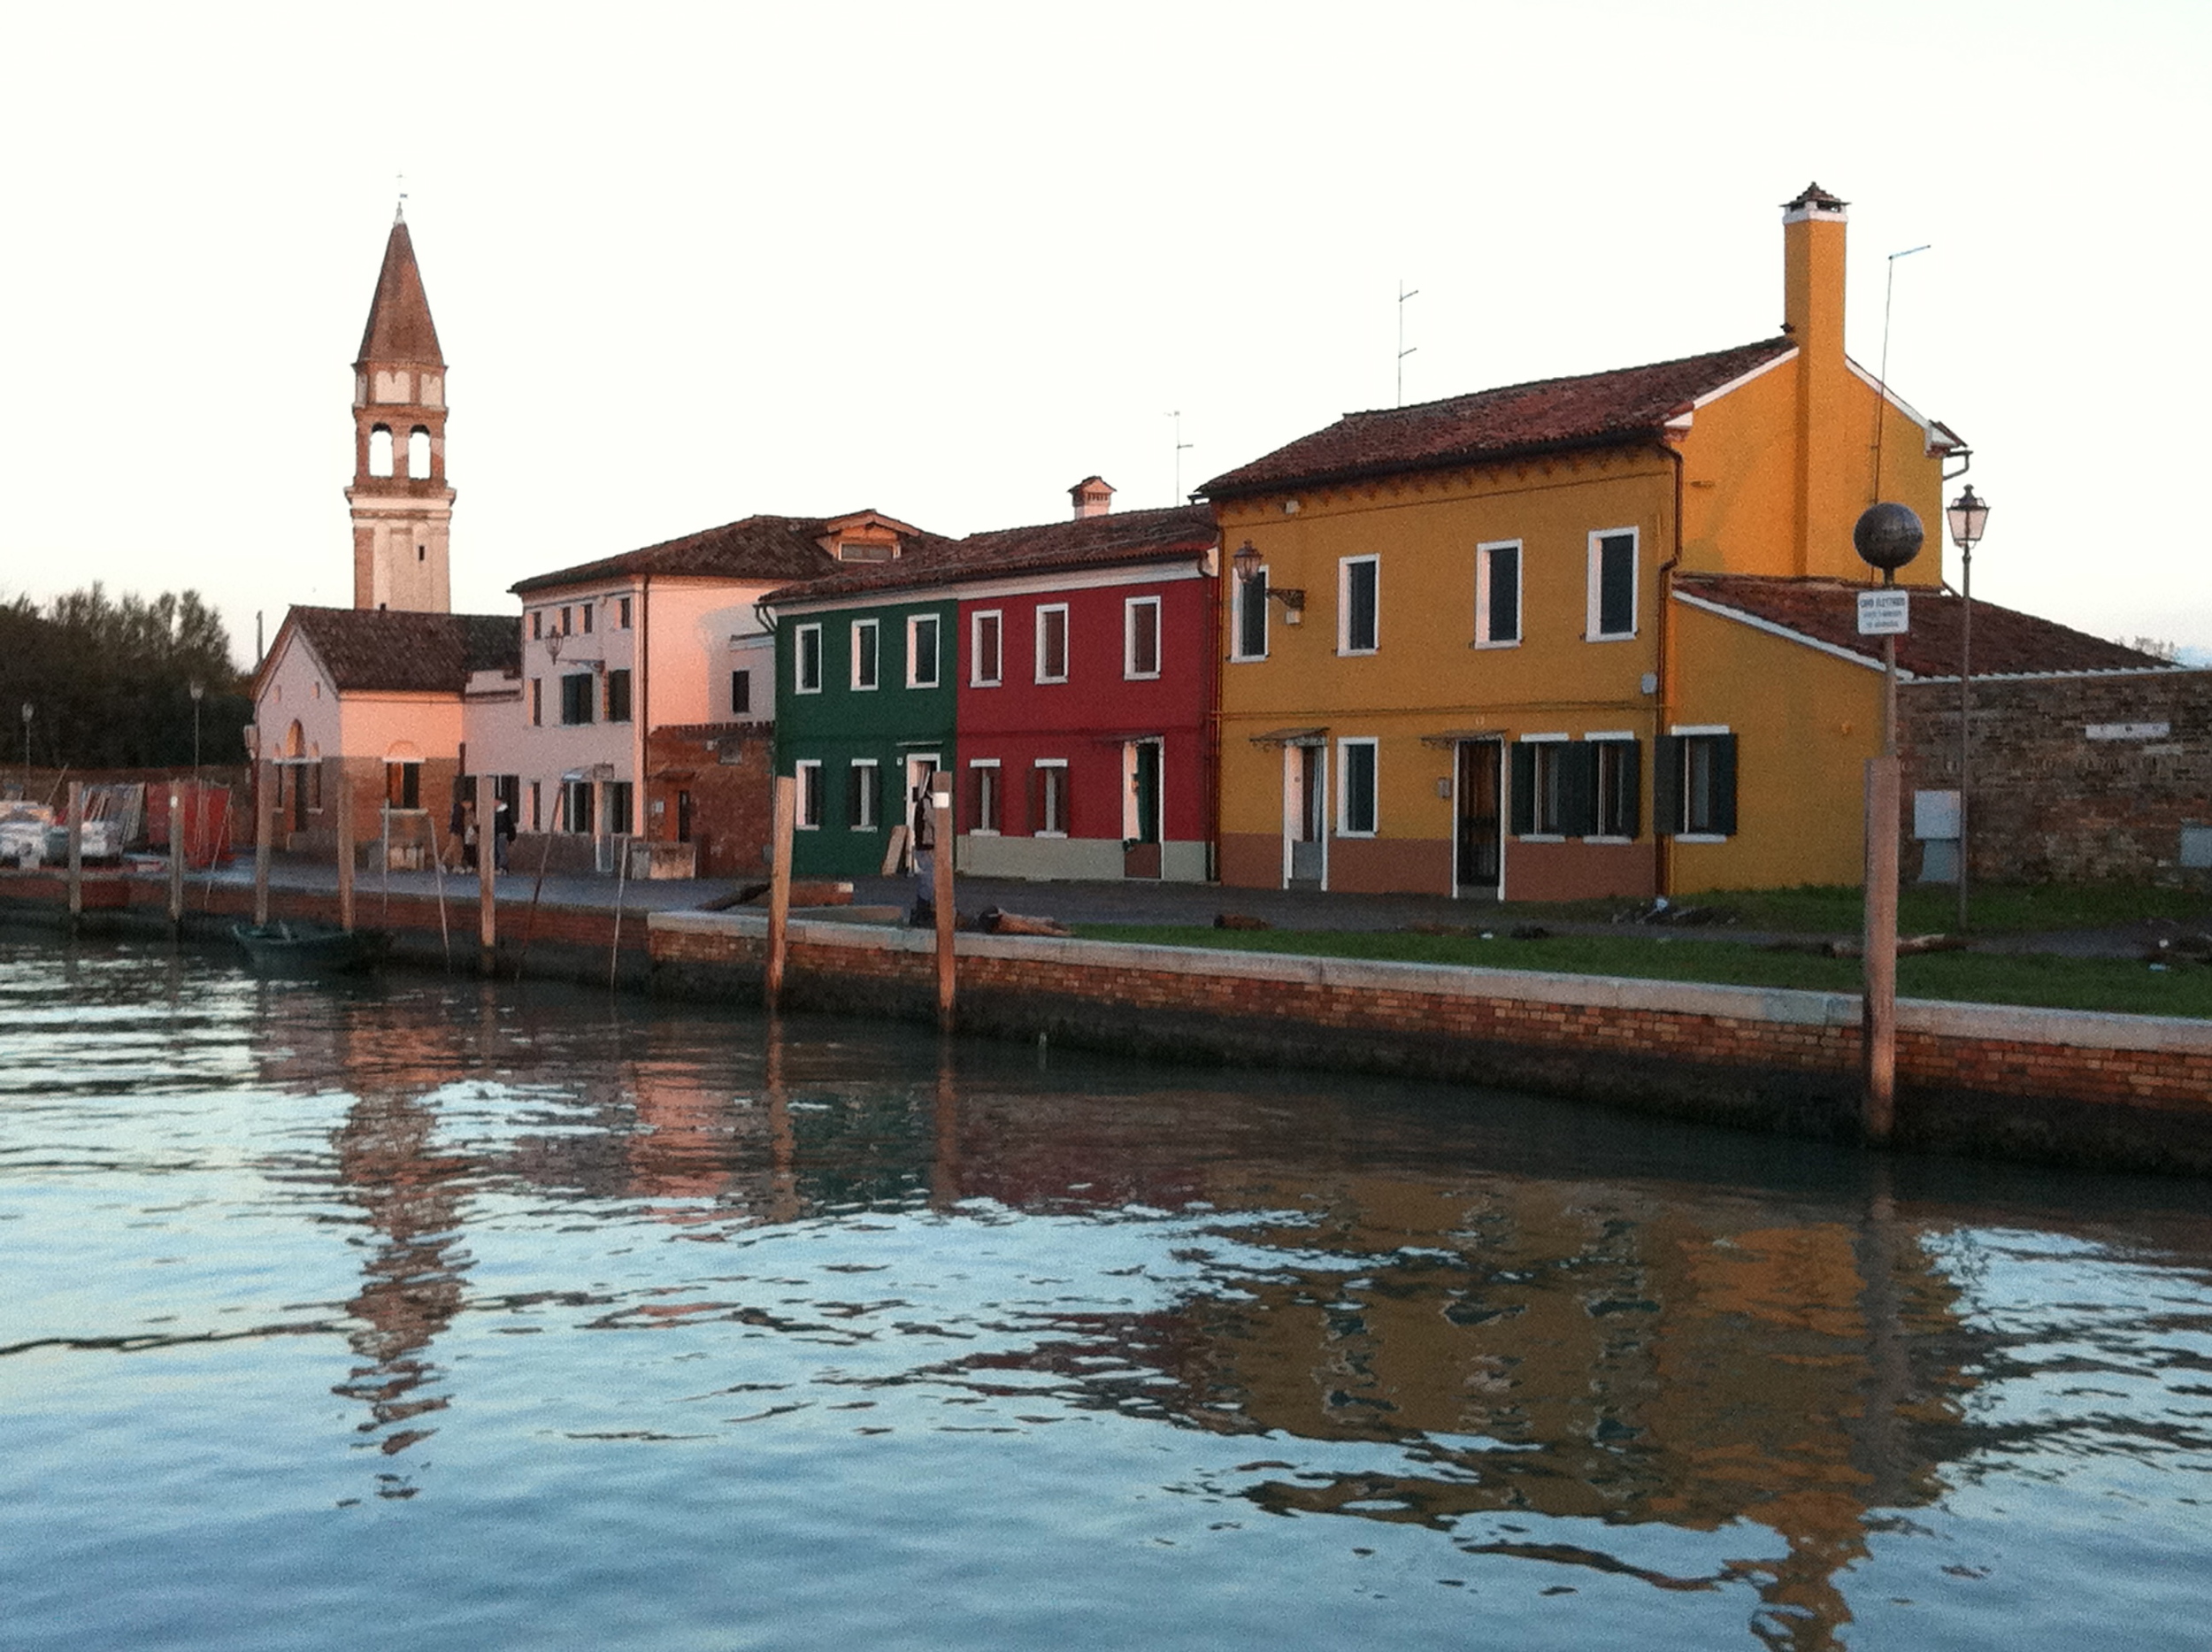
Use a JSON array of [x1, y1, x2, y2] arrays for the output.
[[347, 205, 454, 611]]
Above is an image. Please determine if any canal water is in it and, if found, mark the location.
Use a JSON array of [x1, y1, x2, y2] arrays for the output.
[[2, 935, 2208, 1650]]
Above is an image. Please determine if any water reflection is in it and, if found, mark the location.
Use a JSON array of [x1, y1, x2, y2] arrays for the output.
[[114, 956, 2188, 1648]]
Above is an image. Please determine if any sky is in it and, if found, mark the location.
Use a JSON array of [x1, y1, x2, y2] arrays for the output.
[[4, 1, 2207, 669]]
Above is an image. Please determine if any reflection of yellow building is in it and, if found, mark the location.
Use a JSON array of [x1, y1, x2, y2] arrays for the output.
[[1202, 184, 1962, 900]]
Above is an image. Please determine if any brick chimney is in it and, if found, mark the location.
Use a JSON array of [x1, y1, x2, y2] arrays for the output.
[[1069, 475, 1114, 520]]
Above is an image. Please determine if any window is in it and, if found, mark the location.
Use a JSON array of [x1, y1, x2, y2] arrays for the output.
[[1035, 604, 1069, 683], [847, 760, 880, 831], [1587, 529, 1638, 640], [1591, 737, 1640, 840], [1476, 541, 1521, 647], [1509, 736, 1571, 837], [407, 426, 431, 479], [385, 762, 420, 810], [1340, 556, 1379, 654], [971, 611, 1002, 687], [581, 603, 594, 635], [528, 780, 541, 832], [604, 780, 633, 835], [852, 619, 880, 691], [907, 613, 941, 688], [562, 780, 593, 833], [531, 610, 542, 640], [1035, 760, 1070, 835], [1234, 568, 1268, 660], [1338, 738, 1378, 835], [530, 677, 542, 726], [1125, 596, 1161, 679], [838, 541, 894, 562], [731, 669, 751, 716], [970, 761, 1001, 834], [368, 425, 393, 477], [1656, 729, 1738, 839], [560, 673, 595, 725], [795, 761, 823, 830], [618, 596, 633, 629], [560, 606, 573, 635], [604, 668, 633, 723], [795, 625, 823, 694]]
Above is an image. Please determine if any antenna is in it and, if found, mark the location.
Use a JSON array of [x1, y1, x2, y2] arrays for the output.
[[1168, 411, 1193, 503], [1869, 243, 1931, 502], [1397, 280, 1419, 406]]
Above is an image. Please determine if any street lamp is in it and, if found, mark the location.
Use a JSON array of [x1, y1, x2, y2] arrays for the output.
[[188, 680, 205, 791], [1945, 486, 1990, 934], [19, 703, 30, 798], [1854, 501, 1924, 1146]]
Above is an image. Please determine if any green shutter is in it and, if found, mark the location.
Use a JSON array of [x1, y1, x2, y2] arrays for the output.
[[1509, 742, 1535, 836], [1618, 739, 1642, 840], [1654, 735, 1682, 837], [1563, 742, 1598, 838]]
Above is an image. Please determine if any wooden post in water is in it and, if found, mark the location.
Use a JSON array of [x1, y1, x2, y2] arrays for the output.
[[253, 762, 273, 927], [167, 782, 185, 926], [65, 780, 84, 922], [932, 775, 956, 1033], [335, 770, 355, 934], [764, 773, 795, 1010], [1862, 752, 1901, 1143], [477, 772, 496, 972]]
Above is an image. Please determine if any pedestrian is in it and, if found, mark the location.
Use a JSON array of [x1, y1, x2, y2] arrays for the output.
[[493, 793, 514, 872], [909, 773, 936, 927], [449, 786, 472, 872]]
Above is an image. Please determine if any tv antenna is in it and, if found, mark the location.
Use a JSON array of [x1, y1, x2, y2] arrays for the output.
[[1168, 411, 1194, 503], [1869, 242, 1930, 502], [1397, 280, 1419, 406]]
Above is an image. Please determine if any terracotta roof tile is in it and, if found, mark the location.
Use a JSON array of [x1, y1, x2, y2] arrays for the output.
[[760, 503, 1217, 607], [1675, 574, 2171, 679], [511, 514, 918, 595], [1200, 338, 1795, 498], [278, 607, 518, 695]]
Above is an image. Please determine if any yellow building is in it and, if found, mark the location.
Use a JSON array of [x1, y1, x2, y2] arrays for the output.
[[1201, 184, 1965, 899]]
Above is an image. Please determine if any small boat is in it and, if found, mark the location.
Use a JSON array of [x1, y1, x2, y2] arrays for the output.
[[232, 920, 390, 974]]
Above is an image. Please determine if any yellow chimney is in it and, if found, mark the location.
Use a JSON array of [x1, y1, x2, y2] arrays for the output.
[[1782, 182, 1850, 576], [1782, 181, 1848, 358]]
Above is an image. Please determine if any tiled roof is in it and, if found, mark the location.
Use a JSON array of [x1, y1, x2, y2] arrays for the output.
[[278, 606, 518, 695], [1200, 338, 1795, 498], [1675, 575, 2173, 679], [760, 503, 1217, 607], [356, 219, 444, 367], [511, 514, 912, 595]]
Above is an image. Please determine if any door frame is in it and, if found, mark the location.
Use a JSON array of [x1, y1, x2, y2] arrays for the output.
[[1280, 740, 1329, 890], [1452, 736, 1505, 900]]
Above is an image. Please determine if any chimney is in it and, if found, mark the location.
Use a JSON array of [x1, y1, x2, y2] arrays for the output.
[[1781, 181, 1847, 360], [1069, 475, 1115, 520]]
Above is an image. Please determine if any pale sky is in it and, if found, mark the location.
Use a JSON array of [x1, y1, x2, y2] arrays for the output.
[[4, 1, 2206, 668]]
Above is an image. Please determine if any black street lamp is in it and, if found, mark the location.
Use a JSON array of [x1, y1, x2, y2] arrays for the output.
[[19, 703, 30, 798], [1945, 487, 1990, 934]]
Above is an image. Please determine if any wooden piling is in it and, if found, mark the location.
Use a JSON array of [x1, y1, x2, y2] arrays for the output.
[[65, 780, 83, 921], [765, 773, 795, 1010], [477, 772, 496, 972], [167, 782, 185, 926], [252, 761, 273, 927], [932, 777, 955, 1033], [335, 770, 355, 934], [1862, 754, 1901, 1143]]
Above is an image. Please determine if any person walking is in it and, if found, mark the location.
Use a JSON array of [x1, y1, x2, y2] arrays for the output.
[[492, 792, 514, 873], [909, 772, 936, 927]]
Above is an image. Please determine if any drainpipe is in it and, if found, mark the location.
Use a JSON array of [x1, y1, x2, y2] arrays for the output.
[[638, 575, 650, 847], [1655, 442, 1686, 901], [1202, 539, 1223, 880]]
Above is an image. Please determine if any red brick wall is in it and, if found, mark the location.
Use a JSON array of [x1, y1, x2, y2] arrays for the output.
[[645, 725, 773, 878]]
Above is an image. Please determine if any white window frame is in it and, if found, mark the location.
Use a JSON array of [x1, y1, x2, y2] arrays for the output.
[[969, 758, 1002, 836], [906, 612, 941, 689], [1586, 527, 1639, 642], [1035, 758, 1070, 837], [1518, 732, 1570, 841], [1336, 736, 1379, 837], [1669, 723, 1732, 843], [848, 758, 879, 831], [850, 619, 879, 691], [1475, 539, 1522, 649], [1585, 732, 1637, 843], [795, 624, 823, 695], [1232, 566, 1269, 662], [795, 760, 823, 830], [970, 610, 1003, 688], [1339, 555, 1379, 656], [1124, 595, 1162, 680], [1035, 603, 1070, 685]]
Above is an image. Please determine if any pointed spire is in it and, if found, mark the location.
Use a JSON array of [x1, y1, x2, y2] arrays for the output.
[[356, 219, 444, 369]]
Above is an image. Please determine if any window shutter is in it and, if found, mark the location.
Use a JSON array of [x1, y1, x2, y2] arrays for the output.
[[1710, 734, 1739, 836], [1654, 735, 1682, 837], [1509, 742, 1536, 836], [1618, 740, 1642, 839], [1562, 742, 1598, 837]]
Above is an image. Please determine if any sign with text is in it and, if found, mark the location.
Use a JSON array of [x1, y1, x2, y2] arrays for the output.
[[1857, 589, 1910, 635]]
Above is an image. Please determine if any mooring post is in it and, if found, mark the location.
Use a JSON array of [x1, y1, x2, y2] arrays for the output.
[[765, 773, 795, 1010], [1863, 752, 1901, 1142], [478, 772, 496, 972], [253, 761, 273, 928], [167, 782, 185, 927], [932, 775, 955, 1033], [65, 780, 84, 923], [335, 770, 355, 934]]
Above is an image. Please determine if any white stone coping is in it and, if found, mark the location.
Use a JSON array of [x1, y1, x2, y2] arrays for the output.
[[648, 910, 2212, 1056]]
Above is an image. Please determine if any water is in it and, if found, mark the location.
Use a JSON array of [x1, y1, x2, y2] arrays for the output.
[[1, 935, 2208, 1651]]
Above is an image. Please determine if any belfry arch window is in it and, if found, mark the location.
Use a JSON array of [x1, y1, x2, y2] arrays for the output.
[[368, 425, 394, 477], [408, 426, 431, 479]]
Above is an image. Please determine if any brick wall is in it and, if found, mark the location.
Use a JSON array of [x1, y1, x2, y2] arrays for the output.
[[645, 724, 773, 878], [1901, 668, 2212, 884]]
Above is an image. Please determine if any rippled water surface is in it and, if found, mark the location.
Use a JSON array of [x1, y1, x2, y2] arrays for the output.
[[3, 935, 2209, 1649]]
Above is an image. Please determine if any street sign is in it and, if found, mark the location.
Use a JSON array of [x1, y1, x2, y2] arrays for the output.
[[1857, 589, 1910, 635]]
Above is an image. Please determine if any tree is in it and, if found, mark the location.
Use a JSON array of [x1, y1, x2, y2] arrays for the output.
[[0, 585, 251, 771]]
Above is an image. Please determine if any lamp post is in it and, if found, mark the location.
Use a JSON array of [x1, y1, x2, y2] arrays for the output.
[[19, 703, 30, 797], [1854, 502, 1924, 1144], [1945, 486, 1990, 934], [188, 680, 205, 791]]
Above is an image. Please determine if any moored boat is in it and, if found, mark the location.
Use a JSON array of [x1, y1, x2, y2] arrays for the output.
[[232, 921, 390, 974]]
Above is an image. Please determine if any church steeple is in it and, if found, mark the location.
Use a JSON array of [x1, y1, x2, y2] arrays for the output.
[[346, 207, 455, 611]]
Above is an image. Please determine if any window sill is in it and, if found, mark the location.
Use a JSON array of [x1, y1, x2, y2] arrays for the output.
[[795, 687, 823, 696], [1124, 671, 1162, 682], [851, 684, 879, 694], [1036, 830, 1068, 840], [1583, 633, 1639, 644], [1674, 833, 1730, 845], [1034, 677, 1069, 687], [906, 680, 941, 692], [1336, 648, 1379, 658], [1582, 835, 1636, 845], [970, 679, 1002, 689], [1229, 654, 1268, 665], [1518, 833, 1567, 843], [1335, 829, 1378, 840], [968, 829, 1000, 838], [1470, 638, 1520, 649]]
